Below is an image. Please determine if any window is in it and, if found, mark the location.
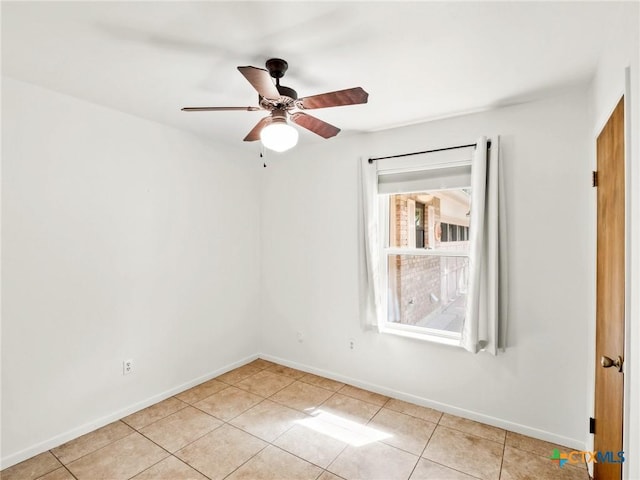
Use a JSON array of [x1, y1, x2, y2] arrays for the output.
[[415, 202, 425, 249], [362, 137, 505, 352], [376, 155, 473, 343], [440, 222, 470, 243]]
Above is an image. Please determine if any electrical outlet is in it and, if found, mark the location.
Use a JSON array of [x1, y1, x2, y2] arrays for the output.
[[349, 338, 356, 350], [123, 359, 133, 375], [297, 331, 304, 343]]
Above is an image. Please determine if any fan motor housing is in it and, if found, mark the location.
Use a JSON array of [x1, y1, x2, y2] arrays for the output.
[[276, 85, 298, 100], [265, 58, 288, 79]]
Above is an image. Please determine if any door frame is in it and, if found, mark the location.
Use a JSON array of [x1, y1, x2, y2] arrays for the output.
[[621, 66, 632, 480]]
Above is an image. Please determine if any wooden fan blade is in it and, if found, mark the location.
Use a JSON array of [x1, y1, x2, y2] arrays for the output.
[[237, 66, 280, 99], [298, 87, 368, 109], [244, 116, 271, 142], [181, 106, 261, 112], [290, 112, 340, 139]]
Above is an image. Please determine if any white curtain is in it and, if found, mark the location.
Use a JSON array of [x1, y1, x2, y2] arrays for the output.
[[358, 157, 382, 329], [461, 137, 508, 354]]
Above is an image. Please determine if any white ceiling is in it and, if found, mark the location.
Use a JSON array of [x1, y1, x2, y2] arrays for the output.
[[1, 1, 624, 150]]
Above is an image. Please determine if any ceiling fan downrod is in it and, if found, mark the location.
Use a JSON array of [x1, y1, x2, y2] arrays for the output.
[[265, 58, 297, 101]]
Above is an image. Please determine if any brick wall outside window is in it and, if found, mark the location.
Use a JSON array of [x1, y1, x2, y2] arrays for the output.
[[390, 194, 442, 325], [389, 193, 469, 326]]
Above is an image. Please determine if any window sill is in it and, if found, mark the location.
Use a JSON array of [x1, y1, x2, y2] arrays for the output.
[[379, 324, 462, 347]]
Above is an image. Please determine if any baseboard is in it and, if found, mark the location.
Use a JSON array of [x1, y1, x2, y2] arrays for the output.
[[259, 353, 588, 451], [0, 354, 258, 470]]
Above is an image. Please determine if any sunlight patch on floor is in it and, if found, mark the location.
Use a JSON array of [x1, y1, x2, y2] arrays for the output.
[[296, 409, 392, 446]]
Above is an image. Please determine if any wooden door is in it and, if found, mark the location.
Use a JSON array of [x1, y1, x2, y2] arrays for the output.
[[594, 97, 625, 480]]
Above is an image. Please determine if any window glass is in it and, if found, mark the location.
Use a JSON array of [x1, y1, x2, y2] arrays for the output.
[[384, 190, 471, 335], [387, 254, 469, 333], [388, 191, 470, 252]]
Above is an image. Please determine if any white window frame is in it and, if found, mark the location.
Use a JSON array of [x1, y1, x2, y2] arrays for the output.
[[377, 175, 471, 346]]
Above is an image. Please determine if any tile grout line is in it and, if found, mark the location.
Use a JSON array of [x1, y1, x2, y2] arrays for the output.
[[188, 388, 264, 423], [269, 437, 344, 473], [418, 455, 485, 480], [55, 428, 171, 480], [209, 368, 300, 405], [123, 455, 170, 480], [434, 423, 506, 447], [55, 430, 142, 471], [128, 402, 266, 480], [228, 377, 436, 476], [122, 388, 252, 480], [169, 454, 213, 480], [227, 391, 350, 474], [498, 433, 507, 480], [252, 420, 350, 475], [135, 417, 223, 456], [204, 410, 324, 478], [417, 424, 489, 480], [420, 423, 437, 455], [335, 385, 390, 408], [267, 383, 335, 414], [327, 443, 350, 473], [404, 453, 422, 480], [121, 397, 190, 431], [219, 442, 271, 480], [133, 401, 224, 441], [47, 421, 135, 468], [364, 403, 438, 460], [61, 462, 80, 480], [189, 420, 270, 478], [29, 454, 67, 480], [126, 453, 212, 480], [416, 415, 439, 463], [122, 427, 182, 478], [297, 375, 346, 394], [47, 448, 65, 468], [438, 412, 508, 439], [265, 382, 311, 403], [384, 402, 444, 425]]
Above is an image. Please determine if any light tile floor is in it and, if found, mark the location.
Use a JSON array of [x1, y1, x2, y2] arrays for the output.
[[2, 359, 590, 480]]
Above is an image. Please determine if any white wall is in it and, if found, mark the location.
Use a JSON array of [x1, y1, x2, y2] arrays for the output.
[[588, 3, 639, 479], [1, 77, 261, 467], [261, 86, 592, 448]]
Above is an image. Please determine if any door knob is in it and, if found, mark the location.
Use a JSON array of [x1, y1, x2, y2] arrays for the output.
[[601, 355, 624, 372]]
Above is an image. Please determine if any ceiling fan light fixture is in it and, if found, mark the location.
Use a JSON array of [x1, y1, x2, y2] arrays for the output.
[[182, 59, 368, 148], [260, 115, 298, 152]]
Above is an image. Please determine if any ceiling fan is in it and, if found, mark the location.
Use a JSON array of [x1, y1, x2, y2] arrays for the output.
[[181, 58, 369, 152]]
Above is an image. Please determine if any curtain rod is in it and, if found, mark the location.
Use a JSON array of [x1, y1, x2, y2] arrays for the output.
[[368, 140, 491, 164]]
